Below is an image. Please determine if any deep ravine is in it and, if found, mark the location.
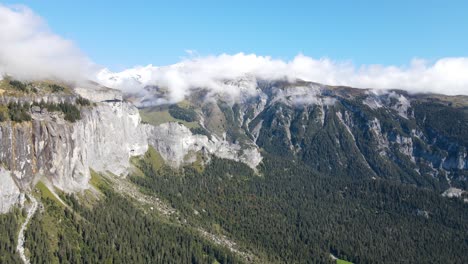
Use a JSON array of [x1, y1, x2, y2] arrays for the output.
[[17, 195, 38, 264]]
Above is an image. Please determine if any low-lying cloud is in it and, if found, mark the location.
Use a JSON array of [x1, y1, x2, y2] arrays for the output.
[[1, 4, 467, 104], [97, 53, 468, 105], [0, 4, 92, 82]]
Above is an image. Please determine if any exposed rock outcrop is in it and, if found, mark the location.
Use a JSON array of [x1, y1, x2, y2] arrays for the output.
[[0, 168, 22, 213], [2, 78, 467, 212], [0, 100, 148, 212], [74, 84, 123, 102], [147, 122, 261, 169], [0, 87, 262, 212]]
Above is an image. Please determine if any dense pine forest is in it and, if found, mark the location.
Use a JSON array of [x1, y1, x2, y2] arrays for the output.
[[131, 153, 468, 263], [1, 151, 466, 263], [0, 183, 238, 263], [0, 209, 23, 263]]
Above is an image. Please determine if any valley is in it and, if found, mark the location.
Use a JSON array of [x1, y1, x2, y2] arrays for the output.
[[0, 78, 466, 263], [2, 2, 468, 263]]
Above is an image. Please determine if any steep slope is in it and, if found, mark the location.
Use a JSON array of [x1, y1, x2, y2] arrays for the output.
[[0, 93, 148, 212], [138, 79, 467, 192], [0, 77, 467, 263], [0, 80, 261, 213], [124, 80, 468, 263]]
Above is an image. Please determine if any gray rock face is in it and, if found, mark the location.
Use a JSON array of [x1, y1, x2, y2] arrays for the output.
[[78, 102, 148, 177], [0, 90, 261, 212], [0, 168, 22, 213], [2, 78, 465, 212], [0, 100, 148, 212], [74, 85, 123, 102], [147, 122, 262, 169]]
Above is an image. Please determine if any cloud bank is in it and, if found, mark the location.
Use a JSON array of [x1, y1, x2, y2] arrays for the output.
[[1, 4, 467, 103], [0, 4, 92, 82], [97, 53, 468, 105]]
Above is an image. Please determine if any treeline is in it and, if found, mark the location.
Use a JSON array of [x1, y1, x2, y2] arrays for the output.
[[2, 102, 32, 122], [32, 100, 82, 122], [9, 80, 31, 93], [131, 152, 468, 263], [5, 79, 68, 94], [0, 97, 90, 123]]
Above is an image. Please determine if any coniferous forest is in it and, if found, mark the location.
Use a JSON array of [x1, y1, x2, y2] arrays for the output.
[[0, 150, 466, 263], [131, 153, 468, 263], [20, 184, 239, 264], [2, 2, 468, 263]]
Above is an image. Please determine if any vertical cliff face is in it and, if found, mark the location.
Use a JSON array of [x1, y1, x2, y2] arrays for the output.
[[0, 122, 35, 189], [41, 101, 149, 191], [0, 168, 22, 213], [0, 99, 148, 212], [76, 102, 148, 178], [0, 91, 261, 212]]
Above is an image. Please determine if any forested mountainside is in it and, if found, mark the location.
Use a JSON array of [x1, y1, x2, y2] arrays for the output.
[[0, 78, 467, 263]]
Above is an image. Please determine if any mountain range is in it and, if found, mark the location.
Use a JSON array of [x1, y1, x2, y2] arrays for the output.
[[0, 75, 467, 263]]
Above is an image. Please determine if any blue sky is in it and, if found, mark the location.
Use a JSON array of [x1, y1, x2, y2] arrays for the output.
[[3, 0, 468, 70]]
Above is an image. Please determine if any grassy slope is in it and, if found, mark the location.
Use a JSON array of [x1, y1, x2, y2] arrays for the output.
[[89, 169, 111, 190], [30, 182, 67, 261], [35, 181, 62, 205], [141, 146, 165, 171], [0, 78, 73, 97], [139, 107, 200, 128]]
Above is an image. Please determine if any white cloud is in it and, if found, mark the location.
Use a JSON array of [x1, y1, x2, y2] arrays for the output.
[[0, 4, 93, 82], [1, 4, 467, 102], [97, 53, 468, 105]]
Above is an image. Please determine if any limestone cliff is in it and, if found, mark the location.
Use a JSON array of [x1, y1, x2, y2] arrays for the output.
[[0, 85, 262, 213], [0, 99, 148, 211], [147, 122, 262, 169]]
